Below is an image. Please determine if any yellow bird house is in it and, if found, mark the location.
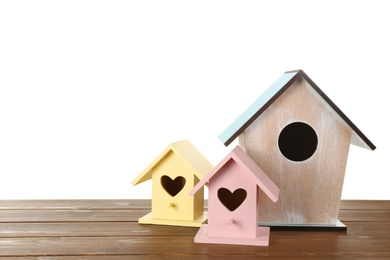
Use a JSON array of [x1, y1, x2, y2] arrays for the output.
[[132, 140, 213, 227]]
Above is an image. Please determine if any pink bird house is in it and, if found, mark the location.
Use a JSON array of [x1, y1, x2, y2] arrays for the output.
[[190, 146, 280, 246]]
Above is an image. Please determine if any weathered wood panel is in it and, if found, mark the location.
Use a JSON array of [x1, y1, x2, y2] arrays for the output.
[[244, 78, 352, 225]]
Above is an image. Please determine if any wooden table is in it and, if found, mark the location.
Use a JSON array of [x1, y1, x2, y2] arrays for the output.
[[0, 200, 389, 259]]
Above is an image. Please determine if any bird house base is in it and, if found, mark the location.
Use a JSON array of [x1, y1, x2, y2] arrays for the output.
[[194, 224, 270, 246], [138, 212, 208, 227], [259, 220, 347, 231]]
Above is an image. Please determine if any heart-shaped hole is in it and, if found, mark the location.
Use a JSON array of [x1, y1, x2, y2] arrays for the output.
[[218, 187, 247, 211], [161, 175, 186, 197]]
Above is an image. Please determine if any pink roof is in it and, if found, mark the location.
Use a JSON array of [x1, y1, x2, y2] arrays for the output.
[[190, 146, 279, 202]]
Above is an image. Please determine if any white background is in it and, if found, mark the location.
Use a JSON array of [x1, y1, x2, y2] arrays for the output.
[[0, 1, 388, 199]]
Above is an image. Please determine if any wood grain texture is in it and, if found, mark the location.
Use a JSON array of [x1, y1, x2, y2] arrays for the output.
[[0, 199, 149, 210], [0, 200, 388, 258], [244, 77, 352, 225]]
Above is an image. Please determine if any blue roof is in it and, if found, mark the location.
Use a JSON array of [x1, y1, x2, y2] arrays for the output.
[[218, 70, 376, 151]]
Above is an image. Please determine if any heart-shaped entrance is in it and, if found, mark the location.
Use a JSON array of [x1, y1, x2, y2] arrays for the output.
[[218, 187, 247, 211], [161, 175, 186, 197]]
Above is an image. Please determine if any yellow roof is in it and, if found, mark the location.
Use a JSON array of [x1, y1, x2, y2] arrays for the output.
[[131, 140, 213, 185]]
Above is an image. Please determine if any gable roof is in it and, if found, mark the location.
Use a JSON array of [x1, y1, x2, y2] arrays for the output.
[[218, 69, 376, 151], [190, 146, 279, 202], [132, 139, 213, 186]]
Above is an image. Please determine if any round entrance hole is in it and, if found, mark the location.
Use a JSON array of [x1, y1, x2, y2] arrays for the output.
[[278, 122, 318, 162]]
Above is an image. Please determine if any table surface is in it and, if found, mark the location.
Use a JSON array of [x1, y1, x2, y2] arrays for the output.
[[0, 200, 389, 259]]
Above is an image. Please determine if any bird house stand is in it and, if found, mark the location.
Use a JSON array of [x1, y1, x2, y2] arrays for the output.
[[190, 146, 280, 246], [132, 140, 213, 227]]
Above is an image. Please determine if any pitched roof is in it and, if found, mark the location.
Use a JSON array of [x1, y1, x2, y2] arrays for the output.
[[218, 69, 376, 150], [132, 140, 213, 185], [190, 146, 279, 202]]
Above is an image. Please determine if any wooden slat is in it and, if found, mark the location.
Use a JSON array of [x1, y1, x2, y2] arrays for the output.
[[1, 200, 385, 213], [0, 235, 389, 257], [1, 208, 387, 223], [0, 209, 146, 223], [0, 200, 150, 210], [0, 222, 198, 238], [0, 255, 388, 260], [0, 199, 207, 210], [339, 209, 390, 222], [340, 200, 390, 210], [343, 222, 390, 236], [1, 222, 388, 239], [0, 257, 385, 260]]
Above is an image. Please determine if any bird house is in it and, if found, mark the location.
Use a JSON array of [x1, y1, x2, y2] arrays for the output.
[[132, 140, 213, 227], [190, 146, 279, 246], [219, 69, 376, 228]]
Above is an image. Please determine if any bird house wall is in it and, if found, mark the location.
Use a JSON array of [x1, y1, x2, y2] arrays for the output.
[[207, 159, 258, 238], [241, 77, 352, 225], [151, 151, 204, 221]]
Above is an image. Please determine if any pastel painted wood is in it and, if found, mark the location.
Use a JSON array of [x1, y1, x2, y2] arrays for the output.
[[132, 140, 213, 227], [219, 69, 376, 227], [190, 145, 279, 246]]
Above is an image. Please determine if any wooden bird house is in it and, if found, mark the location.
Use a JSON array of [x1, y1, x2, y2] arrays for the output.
[[132, 140, 213, 227], [219, 69, 376, 228], [190, 146, 279, 246]]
